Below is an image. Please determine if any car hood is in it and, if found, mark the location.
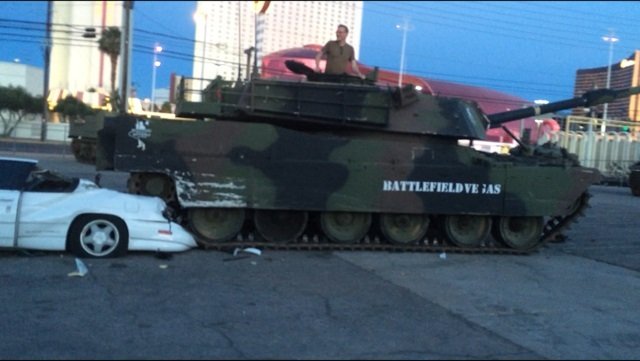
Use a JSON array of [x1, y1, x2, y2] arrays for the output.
[[73, 179, 168, 219]]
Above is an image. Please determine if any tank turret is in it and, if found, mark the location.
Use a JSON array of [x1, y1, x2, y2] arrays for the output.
[[176, 60, 639, 143], [96, 64, 639, 255]]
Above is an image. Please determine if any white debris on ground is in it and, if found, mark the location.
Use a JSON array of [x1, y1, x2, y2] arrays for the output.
[[67, 258, 89, 277], [233, 247, 262, 257]]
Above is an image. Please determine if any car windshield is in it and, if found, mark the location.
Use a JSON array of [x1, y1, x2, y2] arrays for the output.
[[25, 167, 79, 192], [0, 158, 37, 190]]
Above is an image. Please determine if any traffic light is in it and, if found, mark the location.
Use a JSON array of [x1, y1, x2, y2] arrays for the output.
[[83, 27, 96, 38]]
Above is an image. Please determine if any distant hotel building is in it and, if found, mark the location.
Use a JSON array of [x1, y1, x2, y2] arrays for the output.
[[43, 1, 364, 107], [573, 50, 640, 121], [0, 62, 43, 96], [49, 1, 124, 107], [193, 1, 363, 82]]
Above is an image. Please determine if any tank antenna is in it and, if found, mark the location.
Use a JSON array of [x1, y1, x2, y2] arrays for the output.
[[501, 125, 531, 155]]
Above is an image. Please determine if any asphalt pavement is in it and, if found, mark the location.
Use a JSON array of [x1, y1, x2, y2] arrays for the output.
[[1, 145, 639, 359]]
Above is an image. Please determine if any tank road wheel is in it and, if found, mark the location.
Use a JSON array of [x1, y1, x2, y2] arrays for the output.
[[189, 208, 245, 244], [128, 173, 176, 204], [320, 212, 372, 244], [443, 215, 491, 248], [254, 210, 308, 243], [139, 173, 175, 202], [380, 213, 429, 244], [493, 216, 543, 250]]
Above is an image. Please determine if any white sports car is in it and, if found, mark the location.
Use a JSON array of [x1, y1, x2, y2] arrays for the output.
[[0, 157, 197, 258]]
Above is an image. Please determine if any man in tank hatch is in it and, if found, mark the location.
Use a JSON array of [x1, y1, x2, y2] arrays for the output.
[[315, 24, 365, 79]]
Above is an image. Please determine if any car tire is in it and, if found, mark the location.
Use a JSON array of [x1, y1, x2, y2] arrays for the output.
[[67, 214, 129, 258]]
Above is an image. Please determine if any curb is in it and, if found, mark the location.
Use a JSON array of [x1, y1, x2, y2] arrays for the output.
[[0, 138, 71, 154]]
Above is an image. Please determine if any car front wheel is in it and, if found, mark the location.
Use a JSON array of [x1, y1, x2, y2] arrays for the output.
[[67, 215, 129, 258]]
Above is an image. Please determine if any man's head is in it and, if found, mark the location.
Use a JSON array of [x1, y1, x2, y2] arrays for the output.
[[336, 24, 349, 42]]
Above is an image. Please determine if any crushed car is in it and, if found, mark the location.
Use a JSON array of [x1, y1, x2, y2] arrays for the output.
[[0, 157, 197, 258]]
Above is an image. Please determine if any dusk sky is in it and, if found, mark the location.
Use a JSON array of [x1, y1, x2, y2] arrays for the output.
[[2, 1, 640, 103]]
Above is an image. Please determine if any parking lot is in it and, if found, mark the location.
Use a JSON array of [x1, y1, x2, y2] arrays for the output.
[[1, 143, 639, 359]]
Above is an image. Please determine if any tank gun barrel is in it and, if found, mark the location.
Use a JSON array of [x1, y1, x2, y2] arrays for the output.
[[487, 86, 640, 128]]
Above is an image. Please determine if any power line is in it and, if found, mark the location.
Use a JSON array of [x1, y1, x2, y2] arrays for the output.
[[1, 2, 637, 101]]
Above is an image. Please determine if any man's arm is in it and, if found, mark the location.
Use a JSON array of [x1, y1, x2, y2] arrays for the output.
[[351, 60, 365, 79], [315, 47, 326, 72]]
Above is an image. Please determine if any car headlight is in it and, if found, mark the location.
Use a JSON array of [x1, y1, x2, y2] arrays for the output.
[[162, 206, 175, 221], [162, 205, 176, 221]]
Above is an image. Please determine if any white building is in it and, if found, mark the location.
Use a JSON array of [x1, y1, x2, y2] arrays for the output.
[[193, 1, 363, 83], [49, 1, 124, 107], [0, 61, 43, 96], [142, 88, 169, 111]]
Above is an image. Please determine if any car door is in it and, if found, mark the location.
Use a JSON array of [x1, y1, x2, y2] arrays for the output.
[[0, 189, 20, 247]]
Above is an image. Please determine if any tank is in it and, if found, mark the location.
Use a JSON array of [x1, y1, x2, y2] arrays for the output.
[[95, 64, 640, 254]]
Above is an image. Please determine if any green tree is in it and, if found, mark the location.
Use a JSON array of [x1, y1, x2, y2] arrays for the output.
[[160, 101, 172, 113], [0, 85, 43, 137], [98, 26, 121, 94], [53, 95, 95, 122]]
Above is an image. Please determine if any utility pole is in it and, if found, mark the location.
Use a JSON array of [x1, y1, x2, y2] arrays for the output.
[[252, 12, 259, 79], [119, 1, 134, 115], [244, 46, 255, 81], [40, 1, 52, 141]]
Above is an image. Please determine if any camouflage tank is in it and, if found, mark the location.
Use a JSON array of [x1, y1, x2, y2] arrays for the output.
[[95, 63, 640, 254]]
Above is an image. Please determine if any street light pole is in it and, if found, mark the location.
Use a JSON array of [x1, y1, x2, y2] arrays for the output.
[[602, 32, 619, 121], [396, 19, 412, 87], [151, 43, 162, 111], [119, 0, 133, 115], [201, 13, 208, 86]]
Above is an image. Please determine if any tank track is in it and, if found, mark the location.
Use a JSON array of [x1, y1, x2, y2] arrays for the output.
[[127, 173, 591, 255], [185, 193, 592, 256], [70, 138, 97, 165]]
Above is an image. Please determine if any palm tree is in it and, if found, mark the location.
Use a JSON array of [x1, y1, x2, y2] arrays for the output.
[[98, 27, 121, 94]]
